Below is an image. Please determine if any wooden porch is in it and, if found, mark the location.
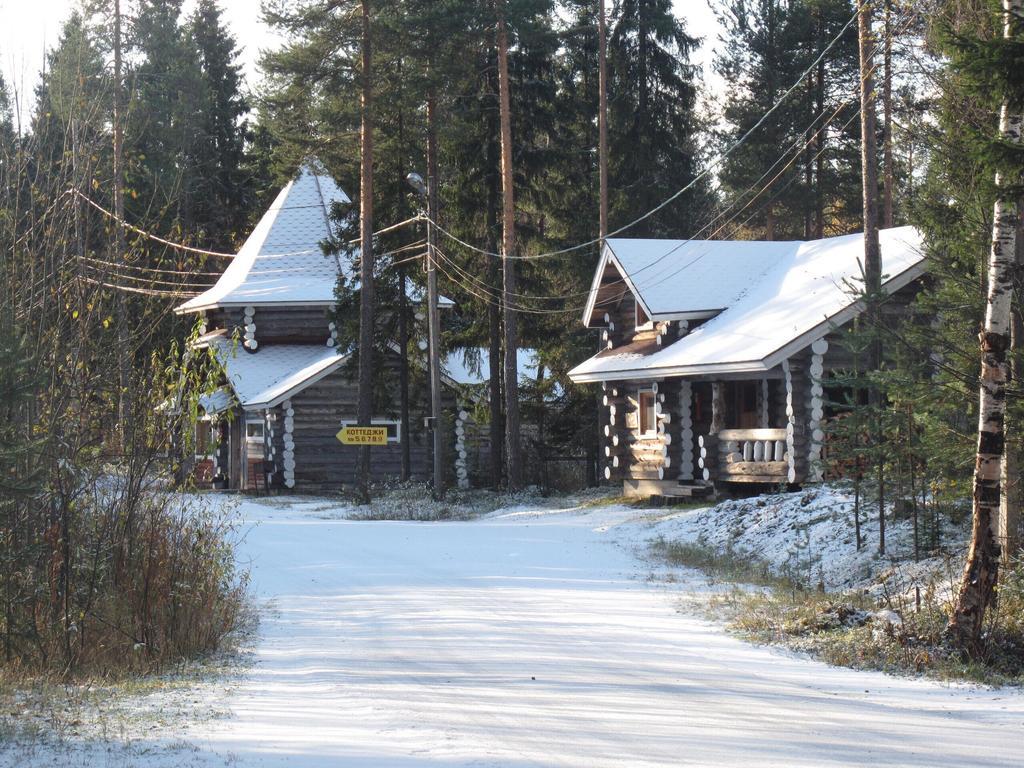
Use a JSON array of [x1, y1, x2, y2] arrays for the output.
[[705, 427, 791, 484]]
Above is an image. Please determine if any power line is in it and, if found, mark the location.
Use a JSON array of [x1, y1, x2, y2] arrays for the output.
[[71, 187, 421, 260], [423, 5, 863, 263], [425, 3, 919, 317]]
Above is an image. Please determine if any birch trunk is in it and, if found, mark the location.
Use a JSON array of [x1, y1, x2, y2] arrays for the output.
[[356, 0, 375, 503], [496, 0, 523, 490], [947, 0, 1024, 651], [1000, 200, 1024, 562]]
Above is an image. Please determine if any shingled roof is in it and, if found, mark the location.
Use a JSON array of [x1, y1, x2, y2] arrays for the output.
[[177, 161, 350, 313]]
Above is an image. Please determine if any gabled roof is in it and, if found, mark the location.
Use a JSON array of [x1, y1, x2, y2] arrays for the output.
[[177, 162, 349, 313], [570, 226, 925, 382], [212, 339, 348, 410], [585, 238, 796, 326]]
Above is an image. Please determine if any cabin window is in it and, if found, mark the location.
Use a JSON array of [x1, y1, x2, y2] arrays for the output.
[[246, 421, 265, 440], [634, 301, 653, 331], [195, 419, 215, 459], [638, 389, 657, 437], [339, 420, 402, 444]]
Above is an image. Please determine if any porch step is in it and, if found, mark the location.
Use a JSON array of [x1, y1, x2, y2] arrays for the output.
[[623, 479, 714, 500]]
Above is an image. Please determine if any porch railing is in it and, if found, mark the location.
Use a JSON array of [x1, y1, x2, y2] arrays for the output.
[[715, 428, 789, 483]]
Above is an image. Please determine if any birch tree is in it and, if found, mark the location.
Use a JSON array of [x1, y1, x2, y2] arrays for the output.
[[947, 0, 1024, 652]]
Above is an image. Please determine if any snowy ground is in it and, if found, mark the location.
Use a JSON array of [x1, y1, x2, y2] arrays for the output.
[[3, 492, 1021, 767], [643, 486, 967, 598]]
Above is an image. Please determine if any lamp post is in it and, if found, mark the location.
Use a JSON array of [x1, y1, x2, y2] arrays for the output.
[[406, 169, 444, 498]]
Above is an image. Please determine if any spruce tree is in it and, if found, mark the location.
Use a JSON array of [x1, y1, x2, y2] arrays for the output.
[[186, 0, 250, 250], [608, 0, 707, 237]]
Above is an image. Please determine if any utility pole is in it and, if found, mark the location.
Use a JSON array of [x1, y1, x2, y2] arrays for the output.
[[426, 93, 445, 499], [496, 0, 523, 490], [395, 58, 411, 482]]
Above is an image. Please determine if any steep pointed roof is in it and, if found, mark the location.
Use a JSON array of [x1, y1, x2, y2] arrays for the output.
[[176, 162, 351, 313]]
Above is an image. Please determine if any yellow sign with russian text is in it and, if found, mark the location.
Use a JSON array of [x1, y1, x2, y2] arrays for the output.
[[336, 426, 388, 446]]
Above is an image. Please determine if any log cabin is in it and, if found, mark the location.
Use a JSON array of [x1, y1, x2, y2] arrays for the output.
[[567, 227, 926, 499], [175, 160, 533, 492]]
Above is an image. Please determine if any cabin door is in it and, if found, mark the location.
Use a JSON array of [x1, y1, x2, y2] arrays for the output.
[[727, 381, 760, 429]]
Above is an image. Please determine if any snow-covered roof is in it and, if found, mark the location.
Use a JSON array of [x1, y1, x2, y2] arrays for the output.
[[177, 161, 453, 314], [444, 347, 538, 386], [198, 387, 234, 416], [177, 162, 349, 313], [212, 339, 348, 410], [570, 226, 925, 382], [585, 238, 796, 325]]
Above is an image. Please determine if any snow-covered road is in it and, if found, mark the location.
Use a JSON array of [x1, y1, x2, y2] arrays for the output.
[[173, 500, 1022, 768], [10, 499, 1024, 766]]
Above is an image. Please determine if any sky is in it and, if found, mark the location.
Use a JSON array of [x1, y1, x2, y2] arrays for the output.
[[0, 0, 724, 121]]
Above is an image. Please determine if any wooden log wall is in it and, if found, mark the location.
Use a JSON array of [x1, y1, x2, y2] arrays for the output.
[[206, 307, 335, 346], [283, 355, 456, 490]]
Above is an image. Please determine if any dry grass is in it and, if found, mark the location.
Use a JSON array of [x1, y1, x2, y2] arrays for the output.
[[655, 538, 1024, 685]]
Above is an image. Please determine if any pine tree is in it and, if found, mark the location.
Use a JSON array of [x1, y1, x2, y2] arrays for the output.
[[715, 0, 863, 241]]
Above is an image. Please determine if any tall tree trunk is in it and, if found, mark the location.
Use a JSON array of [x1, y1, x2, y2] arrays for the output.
[[598, 0, 609, 240], [496, 0, 523, 490], [947, 0, 1023, 653], [858, 0, 885, 558], [596, 0, 609, 486], [113, 0, 129, 447], [882, 0, 894, 229], [486, 52, 504, 490], [356, 0, 375, 503], [858, 0, 882, 316]]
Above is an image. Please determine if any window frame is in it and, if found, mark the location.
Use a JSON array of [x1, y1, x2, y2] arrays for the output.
[[637, 388, 658, 438], [338, 419, 402, 444], [195, 418, 216, 460], [245, 416, 265, 442]]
